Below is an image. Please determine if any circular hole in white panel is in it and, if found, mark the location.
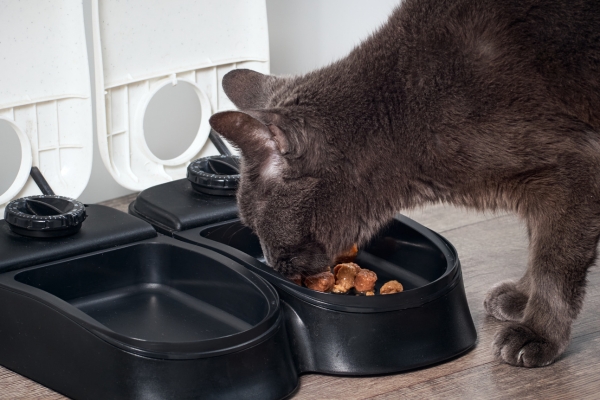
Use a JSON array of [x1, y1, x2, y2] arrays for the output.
[[143, 81, 202, 161], [0, 120, 22, 197]]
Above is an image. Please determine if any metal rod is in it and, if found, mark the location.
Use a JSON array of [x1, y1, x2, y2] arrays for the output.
[[209, 129, 232, 157], [30, 167, 55, 196]]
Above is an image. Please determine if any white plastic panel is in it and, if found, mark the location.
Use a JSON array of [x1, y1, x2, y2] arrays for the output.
[[93, 0, 270, 191], [0, 0, 93, 214]]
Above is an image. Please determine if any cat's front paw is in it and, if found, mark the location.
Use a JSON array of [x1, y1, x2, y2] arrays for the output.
[[484, 281, 528, 322], [493, 323, 561, 367]]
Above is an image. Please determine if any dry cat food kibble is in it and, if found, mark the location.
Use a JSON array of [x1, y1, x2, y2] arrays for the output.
[[380, 280, 404, 294], [354, 269, 377, 294], [287, 245, 404, 295], [304, 271, 335, 292], [332, 262, 361, 293]]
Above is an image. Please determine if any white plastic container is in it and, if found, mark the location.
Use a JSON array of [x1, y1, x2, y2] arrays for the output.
[[0, 0, 269, 213], [0, 0, 93, 214], [92, 0, 270, 191]]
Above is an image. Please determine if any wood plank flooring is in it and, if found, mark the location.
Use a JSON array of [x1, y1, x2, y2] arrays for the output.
[[1, 196, 599, 399]]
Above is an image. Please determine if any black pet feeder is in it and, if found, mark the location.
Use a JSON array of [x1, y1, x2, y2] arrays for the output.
[[129, 135, 240, 234], [129, 131, 478, 379], [0, 168, 298, 400]]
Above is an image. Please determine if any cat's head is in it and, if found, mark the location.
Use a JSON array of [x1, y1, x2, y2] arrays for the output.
[[209, 69, 361, 278]]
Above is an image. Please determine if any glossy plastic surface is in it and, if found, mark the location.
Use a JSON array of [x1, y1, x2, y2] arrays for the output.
[[130, 177, 477, 375], [129, 178, 238, 234], [9, 237, 280, 359], [0, 208, 298, 399], [279, 277, 475, 374], [0, 277, 296, 400], [174, 216, 478, 374], [0, 204, 156, 272], [4, 195, 87, 237], [181, 217, 455, 312], [187, 155, 240, 196]]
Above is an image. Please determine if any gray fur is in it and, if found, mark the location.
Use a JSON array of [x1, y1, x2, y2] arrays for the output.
[[209, 0, 600, 367]]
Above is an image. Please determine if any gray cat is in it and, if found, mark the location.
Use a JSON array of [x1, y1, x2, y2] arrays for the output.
[[209, 0, 600, 368]]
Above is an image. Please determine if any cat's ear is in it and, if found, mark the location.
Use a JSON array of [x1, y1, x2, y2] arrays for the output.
[[222, 69, 280, 110], [209, 111, 289, 158]]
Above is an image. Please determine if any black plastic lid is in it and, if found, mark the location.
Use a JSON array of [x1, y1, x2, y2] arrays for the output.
[[187, 155, 240, 196], [129, 179, 239, 234], [0, 204, 157, 273], [4, 195, 87, 238]]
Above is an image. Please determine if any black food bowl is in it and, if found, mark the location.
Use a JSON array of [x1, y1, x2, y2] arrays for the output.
[[174, 216, 477, 375], [130, 179, 477, 375], [0, 205, 297, 400]]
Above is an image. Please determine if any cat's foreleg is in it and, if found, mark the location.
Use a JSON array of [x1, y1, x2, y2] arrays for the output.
[[492, 210, 598, 367], [484, 279, 529, 321], [484, 222, 534, 321]]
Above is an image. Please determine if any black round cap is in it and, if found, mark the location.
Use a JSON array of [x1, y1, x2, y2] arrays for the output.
[[4, 195, 87, 238], [187, 155, 241, 196]]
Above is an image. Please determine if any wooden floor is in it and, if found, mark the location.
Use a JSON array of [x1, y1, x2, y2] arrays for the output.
[[2, 198, 600, 399]]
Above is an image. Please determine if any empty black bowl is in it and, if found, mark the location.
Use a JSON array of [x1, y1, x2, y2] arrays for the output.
[[0, 206, 298, 400]]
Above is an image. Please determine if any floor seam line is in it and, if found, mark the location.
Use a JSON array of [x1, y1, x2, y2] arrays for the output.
[[437, 214, 513, 234], [572, 329, 600, 341], [361, 360, 497, 399]]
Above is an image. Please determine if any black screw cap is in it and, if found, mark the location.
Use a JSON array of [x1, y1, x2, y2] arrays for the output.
[[187, 155, 241, 196], [4, 195, 87, 238]]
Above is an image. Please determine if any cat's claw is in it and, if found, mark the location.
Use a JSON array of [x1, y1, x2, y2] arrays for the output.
[[484, 281, 528, 322], [517, 348, 525, 364], [493, 323, 560, 367]]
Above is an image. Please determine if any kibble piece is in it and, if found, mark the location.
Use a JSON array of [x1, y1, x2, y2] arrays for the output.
[[334, 244, 359, 264], [354, 269, 377, 293], [333, 262, 361, 276], [304, 271, 335, 292], [332, 262, 361, 293], [365, 291, 375, 296], [380, 280, 404, 295]]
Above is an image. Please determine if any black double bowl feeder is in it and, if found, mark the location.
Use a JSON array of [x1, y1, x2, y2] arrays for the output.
[[129, 154, 478, 391], [0, 157, 476, 399], [0, 166, 291, 399], [0, 204, 292, 399]]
